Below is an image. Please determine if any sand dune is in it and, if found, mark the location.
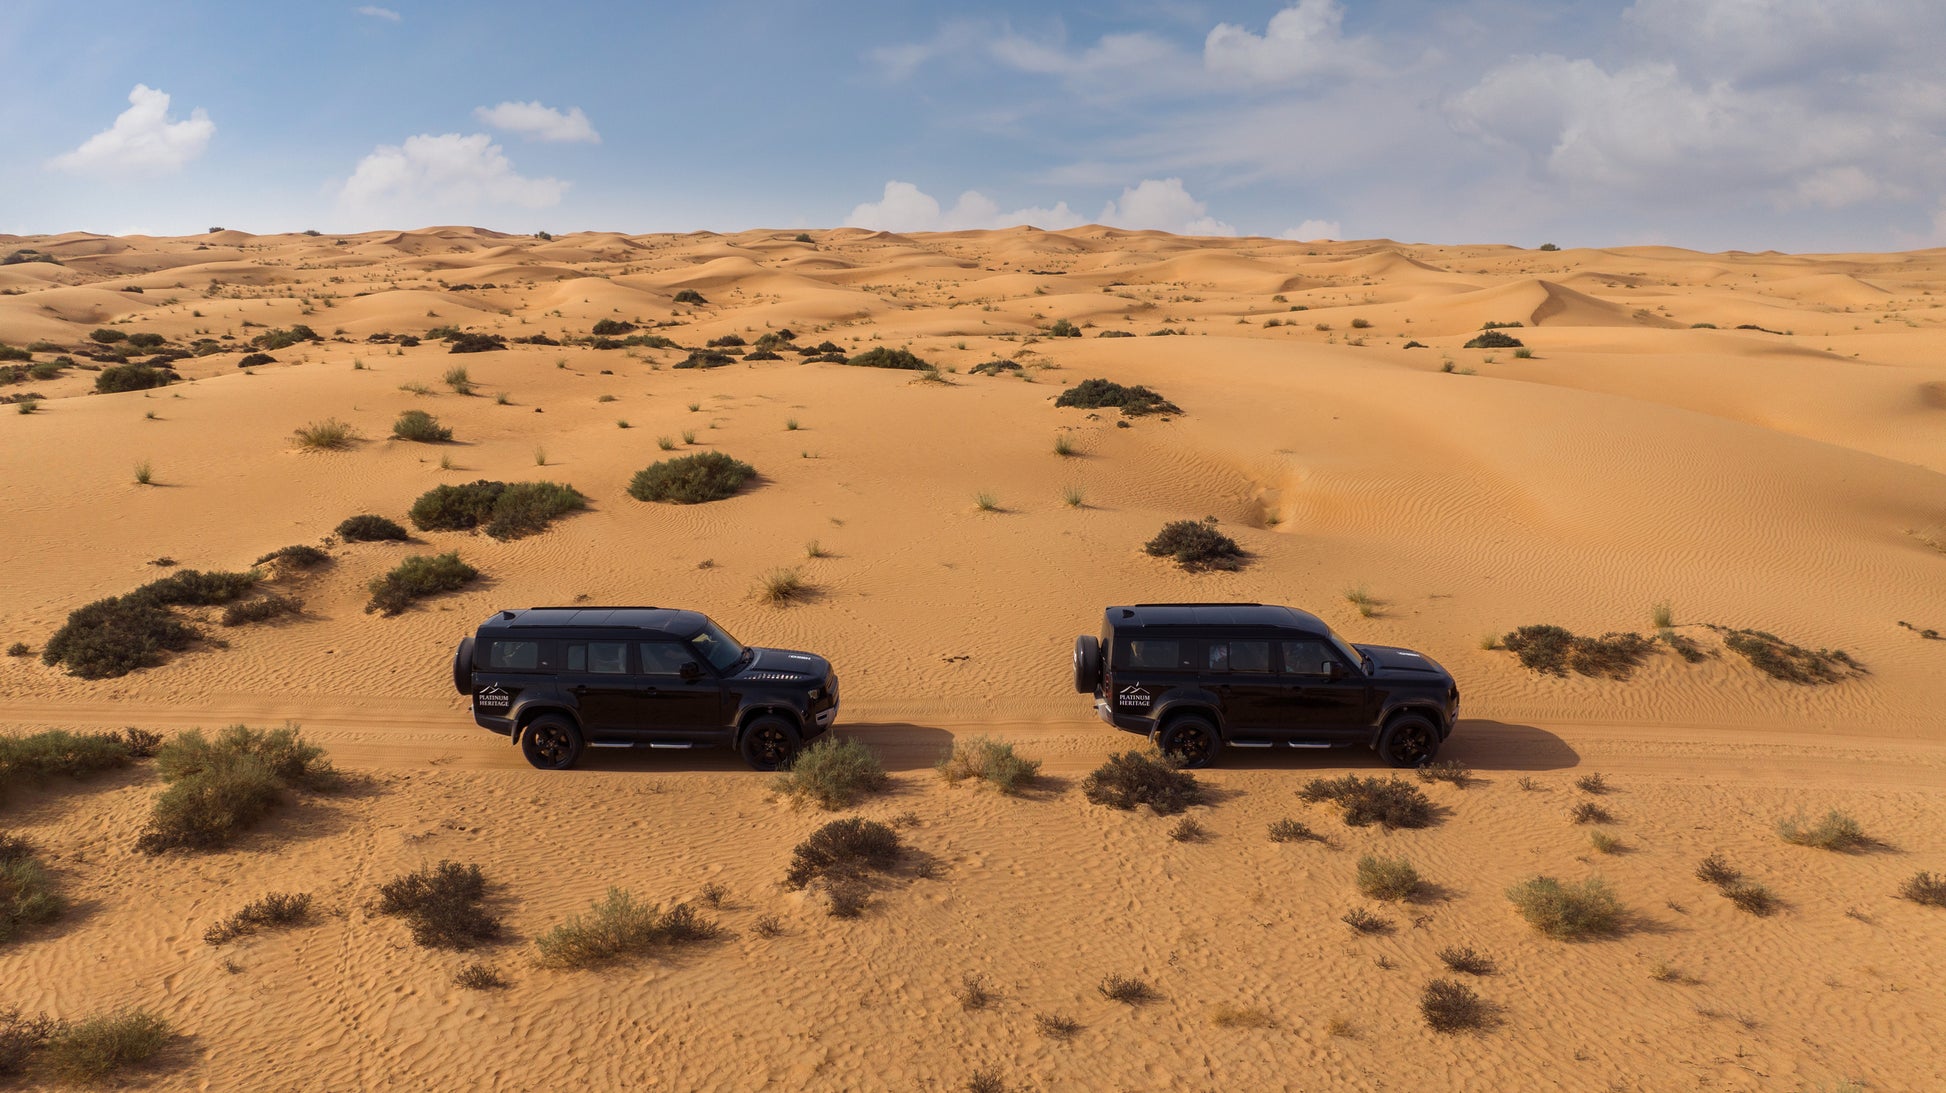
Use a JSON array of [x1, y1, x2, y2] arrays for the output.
[[3, 226, 1945, 1091]]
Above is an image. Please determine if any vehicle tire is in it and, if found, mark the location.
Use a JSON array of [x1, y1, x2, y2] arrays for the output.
[[1156, 714, 1220, 769], [520, 715, 582, 770], [739, 715, 800, 772], [452, 637, 475, 695], [1377, 713, 1439, 769], [1072, 635, 1102, 694]]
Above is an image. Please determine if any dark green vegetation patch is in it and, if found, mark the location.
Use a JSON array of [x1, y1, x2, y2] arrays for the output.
[[1055, 378, 1181, 416], [407, 480, 587, 540], [627, 452, 756, 504]]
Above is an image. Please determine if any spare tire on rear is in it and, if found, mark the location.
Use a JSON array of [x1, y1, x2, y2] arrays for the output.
[[1073, 634, 1102, 694], [452, 637, 475, 694]]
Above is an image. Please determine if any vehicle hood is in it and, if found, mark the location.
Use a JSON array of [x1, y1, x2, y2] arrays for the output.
[[1354, 643, 1452, 681], [734, 646, 833, 681]]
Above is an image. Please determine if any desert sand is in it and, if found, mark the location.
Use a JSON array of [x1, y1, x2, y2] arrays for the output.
[[1, 226, 1943, 1091]]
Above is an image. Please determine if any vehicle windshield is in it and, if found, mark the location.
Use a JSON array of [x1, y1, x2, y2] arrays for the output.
[[686, 619, 747, 672], [1323, 627, 1371, 675]]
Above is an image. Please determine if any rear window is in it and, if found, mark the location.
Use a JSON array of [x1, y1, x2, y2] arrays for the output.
[[1122, 639, 1188, 670], [566, 641, 629, 675], [486, 640, 540, 671]]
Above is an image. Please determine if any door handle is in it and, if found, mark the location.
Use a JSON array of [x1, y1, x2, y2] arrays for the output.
[[570, 685, 586, 694]]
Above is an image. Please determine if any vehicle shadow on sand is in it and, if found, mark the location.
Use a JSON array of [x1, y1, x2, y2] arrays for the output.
[[1209, 719, 1579, 774]]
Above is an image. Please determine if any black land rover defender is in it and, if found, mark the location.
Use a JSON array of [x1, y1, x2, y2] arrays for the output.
[[453, 607, 839, 771], [1073, 603, 1458, 768]]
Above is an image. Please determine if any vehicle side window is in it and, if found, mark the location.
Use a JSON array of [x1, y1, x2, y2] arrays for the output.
[[1209, 640, 1270, 673], [565, 642, 629, 675], [487, 640, 539, 670], [1279, 639, 1336, 678], [638, 642, 698, 677], [1123, 639, 1187, 670]]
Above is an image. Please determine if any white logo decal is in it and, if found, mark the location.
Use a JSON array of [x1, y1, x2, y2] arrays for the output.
[[475, 684, 511, 710], [1119, 685, 1152, 709]]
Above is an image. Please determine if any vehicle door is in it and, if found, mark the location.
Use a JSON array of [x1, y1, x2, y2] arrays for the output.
[[1109, 634, 1195, 720], [634, 641, 728, 736], [1274, 638, 1372, 738], [1202, 637, 1282, 733], [560, 639, 639, 740]]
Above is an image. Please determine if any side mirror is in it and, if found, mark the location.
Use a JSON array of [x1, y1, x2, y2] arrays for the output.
[[679, 662, 703, 682], [1326, 660, 1345, 681]]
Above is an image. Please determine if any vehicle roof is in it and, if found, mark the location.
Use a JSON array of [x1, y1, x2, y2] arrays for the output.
[[1103, 603, 1327, 632], [476, 607, 709, 636]]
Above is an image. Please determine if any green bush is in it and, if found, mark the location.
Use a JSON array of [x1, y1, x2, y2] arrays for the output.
[[253, 544, 330, 569], [366, 552, 480, 616], [448, 333, 505, 354], [1501, 625, 1654, 680], [1463, 330, 1524, 349], [336, 514, 409, 542], [1505, 876, 1623, 939], [237, 352, 276, 368], [627, 452, 755, 504], [936, 736, 1041, 794], [534, 888, 722, 968], [674, 349, 735, 369], [221, 594, 303, 626], [0, 729, 145, 805], [407, 480, 586, 539], [1899, 871, 1945, 907], [250, 325, 318, 351], [392, 409, 451, 442], [673, 289, 707, 305], [1055, 378, 1181, 416], [135, 724, 335, 854], [293, 418, 358, 450], [1355, 855, 1423, 901], [1144, 519, 1243, 571], [94, 363, 174, 393], [403, 484, 506, 533], [773, 737, 887, 810], [0, 837, 63, 945], [41, 595, 200, 679], [1048, 319, 1081, 337], [1081, 750, 1202, 815], [377, 860, 500, 949], [0, 1007, 57, 1077], [41, 1009, 172, 1084], [1721, 628, 1862, 684], [1776, 809, 1868, 851], [203, 891, 311, 945], [1299, 776, 1433, 829], [89, 328, 128, 345], [1420, 979, 1487, 1032], [843, 347, 930, 370], [783, 817, 903, 888], [590, 319, 636, 335]]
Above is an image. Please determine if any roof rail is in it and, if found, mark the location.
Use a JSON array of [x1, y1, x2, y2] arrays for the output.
[[525, 606, 665, 611]]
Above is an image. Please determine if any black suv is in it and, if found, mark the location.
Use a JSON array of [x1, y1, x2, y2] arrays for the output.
[[1072, 603, 1457, 768], [453, 607, 839, 771]]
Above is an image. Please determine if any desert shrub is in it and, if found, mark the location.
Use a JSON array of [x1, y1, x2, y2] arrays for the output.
[[1574, 772, 1609, 793], [1267, 818, 1322, 843], [1033, 1012, 1081, 1039], [220, 594, 303, 626], [94, 363, 174, 393], [1098, 329, 1135, 338], [1501, 625, 1654, 679], [41, 1009, 172, 1084], [0, 729, 144, 805], [1355, 855, 1422, 901], [293, 418, 358, 450], [407, 479, 585, 538], [1588, 830, 1622, 854], [237, 352, 276, 368], [935, 736, 1040, 794], [1081, 750, 1202, 815], [1417, 760, 1472, 787], [4, 644, 25, 658], [135, 754, 282, 853], [843, 347, 930, 370], [448, 333, 505, 354], [1047, 319, 1081, 337], [754, 568, 811, 606], [1169, 817, 1207, 842], [1210, 1002, 1274, 1028], [1506, 876, 1623, 939], [627, 452, 756, 504], [454, 962, 508, 989], [1721, 629, 1862, 684], [1568, 801, 1612, 824], [673, 289, 707, 304], [336, 514, 409, 542], [1420, 979, 1487, 1032], [773, 737, 887, 810], [135, 569, 261, 607], [2, 248, 60, 265], [1776, 809, 1867, 851], [1097, 974, 1154, 1004], [969, 360, 1020, 376], [203, 891, 311, 945], [89, 328, 128, 345], [744, 349, 782, 361], [705, 333, 746, 348], [1299, 776, 1433, 829], [1055, 378, 1181, 416], [1437, 946, 1495, 975], [1695, 853, 1740, 888], [0, 345, 29, 363], [376, 861, 500, 949], [0, 839, 63, 945], [622, 333, 679, 349], [366, 552, 479, 616], [674, 349, 734, 369], [1144, 518, 1243, 571], [1898, 871, 1946, 907], [0, 1008, 57, 1077], [534, 888, 722, 968], [250, 325, 318, 351], [253, 544, 330, 569], [955, 972, 996, 1011], [1463, 329, 1523, 349], [41, 595, 199, 679], [1722, 881, 1777, 916], [590, 319, 636, 335], [1341, 907, 1391, 934], [783, 817, 903, 888], [393, 409, 452, 442]]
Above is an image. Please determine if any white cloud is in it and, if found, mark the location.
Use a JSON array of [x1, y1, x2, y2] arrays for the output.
[[1282, 219, 1342, 240], [474, 101, 601, 144], [356, 5, 401, 21], [1100, 178, 1235, 235], [49, 84, 213, 174], [1204, 0, 1367, 82], [846, 181, 1084, 232], [339, 133, 567, 211]]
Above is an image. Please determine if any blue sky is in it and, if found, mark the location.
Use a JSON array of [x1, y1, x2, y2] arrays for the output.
[[3, 0, 1942, 250]]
